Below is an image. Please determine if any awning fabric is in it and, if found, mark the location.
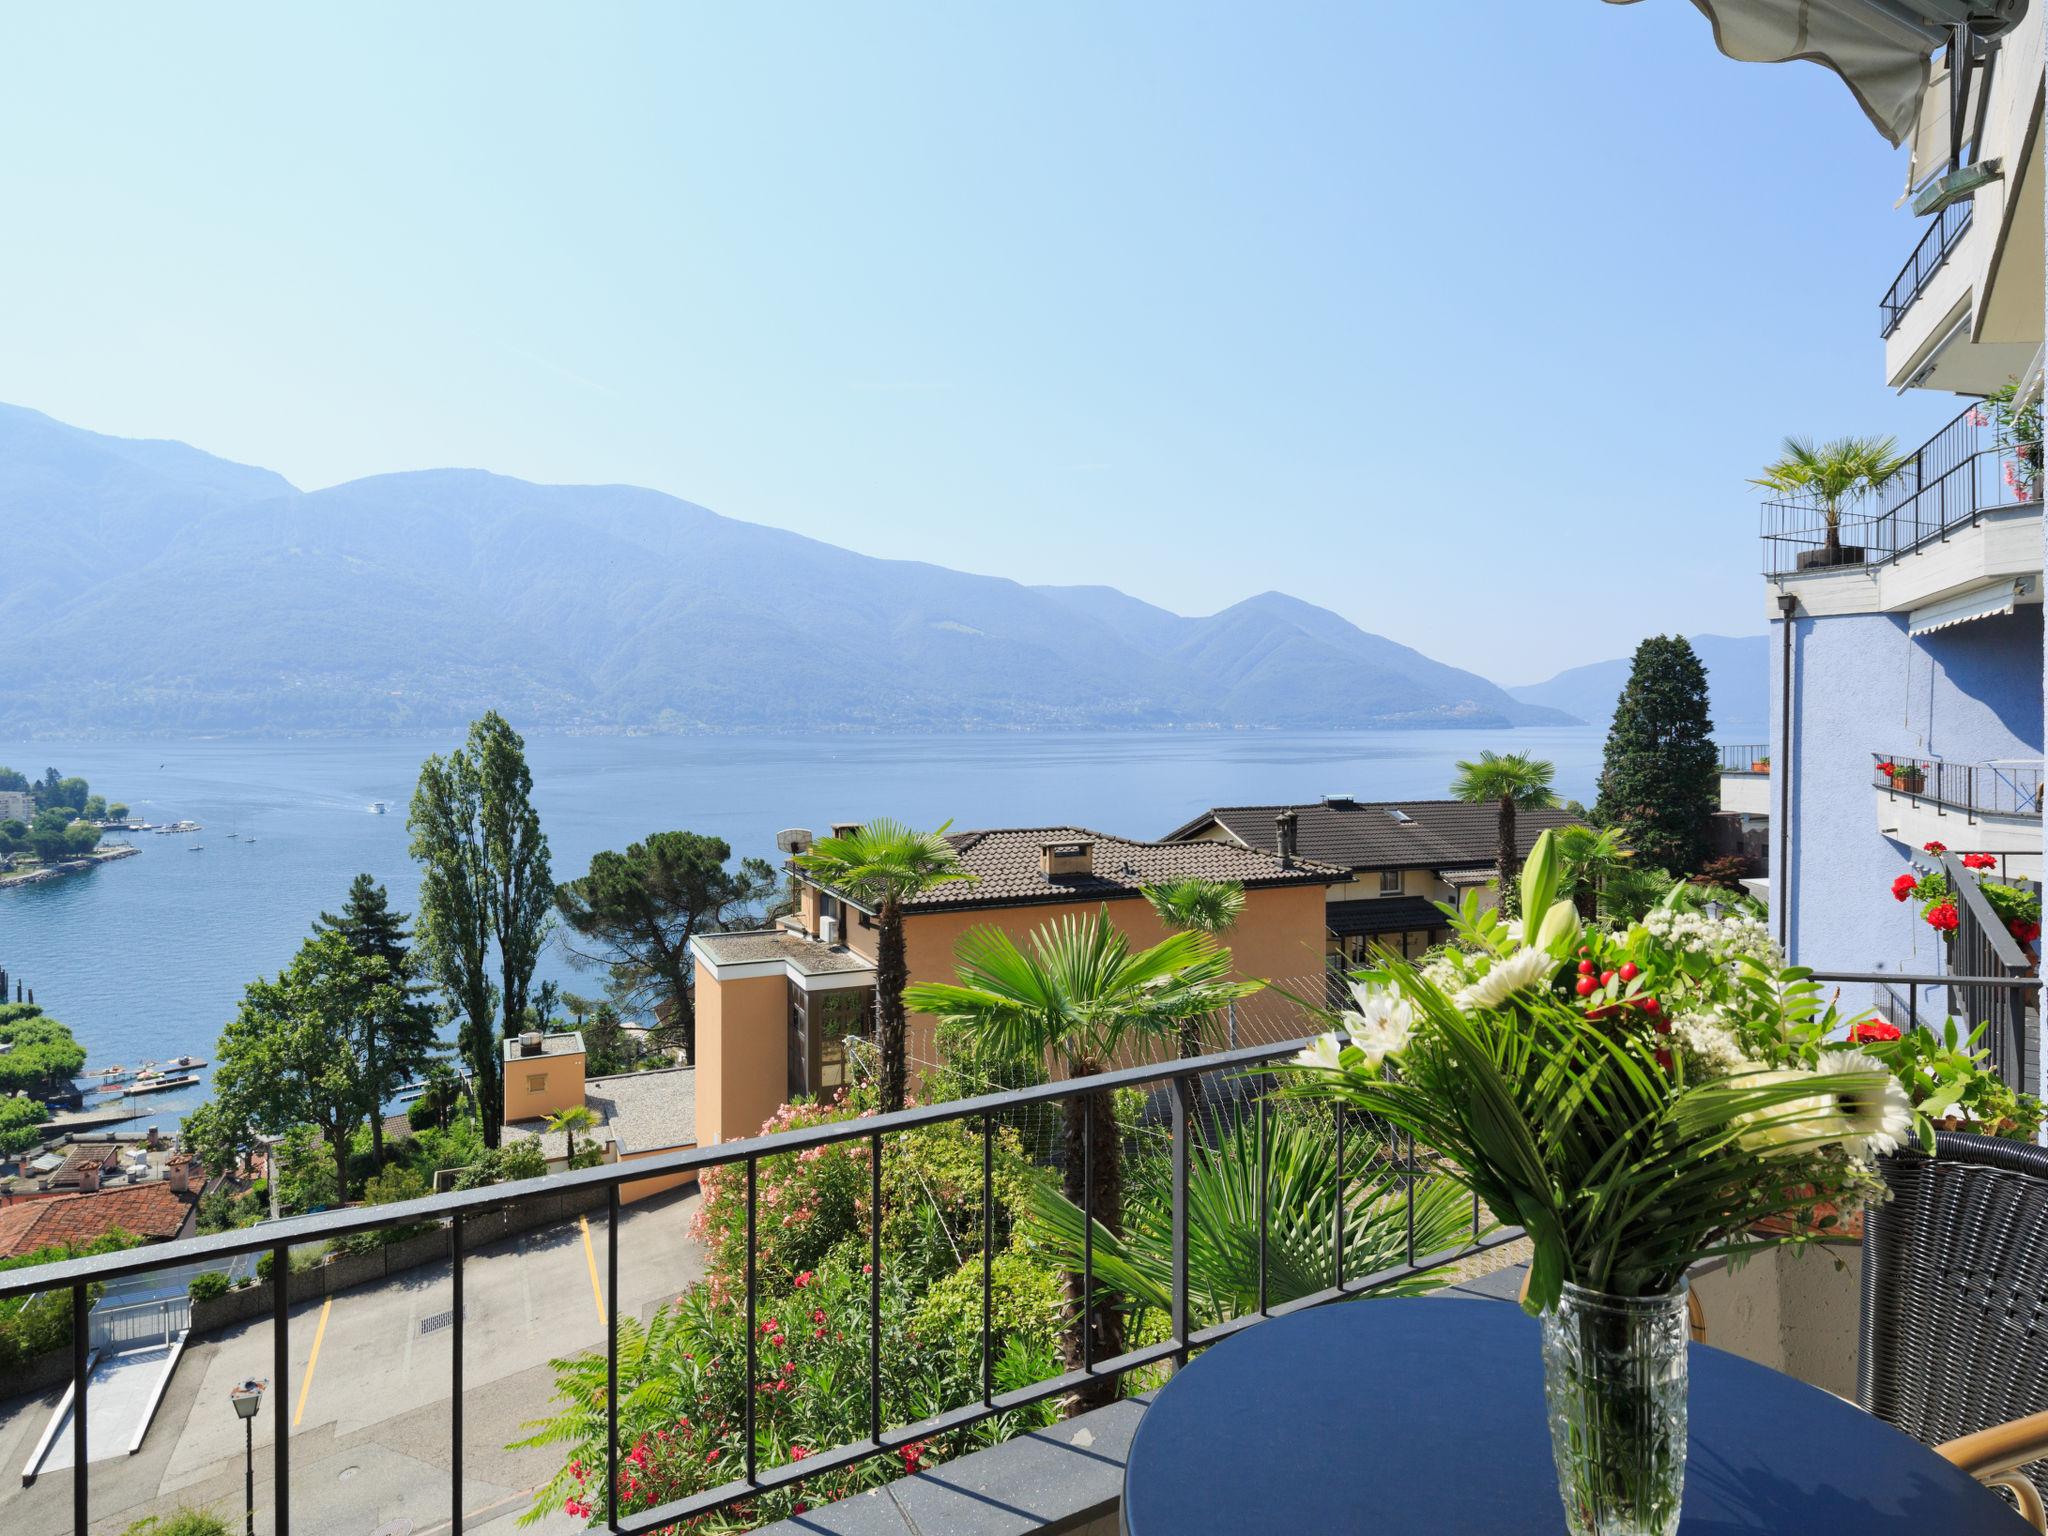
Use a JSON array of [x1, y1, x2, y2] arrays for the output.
[[1325, 896, 1448, 938], [1908, 576, 2032, 634], [1604, 0, 2024, 146]]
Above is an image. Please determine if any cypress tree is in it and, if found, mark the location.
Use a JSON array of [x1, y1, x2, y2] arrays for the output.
[[314, 873, 440, 1167], [1593, 635, 1718, 875]]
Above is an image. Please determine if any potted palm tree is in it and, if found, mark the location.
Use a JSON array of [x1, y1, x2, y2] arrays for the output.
[[1450, 751, 1557, 916], [796, 818, 975, 1113], [905, 911, 1253, 1411], [1751, 435, 1911, 569]]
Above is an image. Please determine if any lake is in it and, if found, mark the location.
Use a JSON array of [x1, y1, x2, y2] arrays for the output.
[[0, 725, 1741, 1126]]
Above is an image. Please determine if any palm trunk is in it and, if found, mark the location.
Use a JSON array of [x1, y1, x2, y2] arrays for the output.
[[1177, 1016, 1203, 1060], [1061, 1074, 1123, 1414], [1823, 508, 1842, 564], [1497, 795, 1519, 917], [876, 899, 908, 1113]]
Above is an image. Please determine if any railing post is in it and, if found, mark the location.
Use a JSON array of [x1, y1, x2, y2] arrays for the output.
[[71, 1281, 87, 1536], [606, 1185, 620, 1526], [868, 1131, 882, 1442], [1331, 1104, 1345, 1290], [272, 1243, 289, 1536], [451, 1212, 464, 1536], [981, 1113, 995, 1407], [1081, 1098, 1093, 1372], [1255, 1096, 1269, 1317], [744, 1157, 757, 1485], [1170, 1075, 1192, 1366]]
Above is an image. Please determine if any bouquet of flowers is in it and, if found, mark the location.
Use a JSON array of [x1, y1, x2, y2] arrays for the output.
[[1278, 832, 1911, 1536]]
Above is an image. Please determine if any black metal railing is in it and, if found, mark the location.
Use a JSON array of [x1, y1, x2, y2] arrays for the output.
[[1879, 196, 1974, 338], [1718, 744, 1770, 774], [1813, 966, 2037, 1096], [0, 1040, 1512, 1536], [1760, 400, 2041, 576], [1872, 751, 2045, 820]]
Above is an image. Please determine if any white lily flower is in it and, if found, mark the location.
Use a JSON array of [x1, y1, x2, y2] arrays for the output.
[[1294, 1032, 1345, 1071], [1340, 985, 1415, 1068]]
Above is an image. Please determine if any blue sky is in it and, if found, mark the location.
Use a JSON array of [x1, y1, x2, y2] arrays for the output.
[[0, 3, 1965, 681]]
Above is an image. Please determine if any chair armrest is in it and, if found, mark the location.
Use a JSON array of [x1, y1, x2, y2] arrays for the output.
[[1936, 1409, 2048, 1481]]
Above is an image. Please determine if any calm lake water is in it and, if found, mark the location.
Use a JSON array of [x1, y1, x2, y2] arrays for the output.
[[0, 726, 1747, 1126]]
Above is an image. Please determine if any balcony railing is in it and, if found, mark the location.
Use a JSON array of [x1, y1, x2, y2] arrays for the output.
[[1878, 197, 1973, 338], [1872, 752, 2045, 819], [1718, 743, 1769, 774], [1760, 400, 2041, 576], [0, 1039, 1514, 1536]]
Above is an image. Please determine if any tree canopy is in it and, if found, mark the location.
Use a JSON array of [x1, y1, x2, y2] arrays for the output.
[[1593, 634, 1718, 875], [555, 831, 777, 1063], [313, 873, 441, 1165]]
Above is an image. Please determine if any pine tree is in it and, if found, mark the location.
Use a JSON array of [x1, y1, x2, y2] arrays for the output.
[[1594, 635, 1718, 875], [314, 873, 441, 1167]]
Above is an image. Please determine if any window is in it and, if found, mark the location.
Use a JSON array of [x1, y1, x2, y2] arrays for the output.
[[526, 1073, 548, 1093], [1378, 869, 1403, 895]]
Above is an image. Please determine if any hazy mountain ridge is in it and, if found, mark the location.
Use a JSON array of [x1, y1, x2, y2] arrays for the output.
[[1, 403, 1579, 736], [1507, 634, 1770, 732]]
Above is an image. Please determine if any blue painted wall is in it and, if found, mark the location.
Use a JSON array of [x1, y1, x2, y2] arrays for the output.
[[1769, 603, 2042, 997]]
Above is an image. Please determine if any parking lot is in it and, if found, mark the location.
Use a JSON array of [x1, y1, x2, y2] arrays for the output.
[[0, 1188, 705, 1536]]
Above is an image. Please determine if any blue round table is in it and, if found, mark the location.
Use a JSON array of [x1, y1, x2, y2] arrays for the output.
[[1122, 1298, 2031, 1534]]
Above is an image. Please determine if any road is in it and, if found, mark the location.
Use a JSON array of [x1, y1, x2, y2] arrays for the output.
[[0, 1187, 706, 1536]]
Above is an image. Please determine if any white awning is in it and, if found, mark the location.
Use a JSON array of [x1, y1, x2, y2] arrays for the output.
[[1908, 576, 2035, 635], [1603, 0, 2022, 146]]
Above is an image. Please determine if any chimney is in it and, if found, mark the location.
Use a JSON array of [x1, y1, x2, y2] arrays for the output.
[[1322, 794, 1356, 810], [519, 1030, 545, 1057], [831, 822, 862, 839], [146, 1125, 162, 1151], [1040, 840, 1094, 879], [77, 1159, 101, 1193], [167, 1159, 190, 1194], [1275, 809, 1298, 868]]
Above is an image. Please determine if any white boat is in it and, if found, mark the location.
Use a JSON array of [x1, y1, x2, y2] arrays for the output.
[[368, 800, 389, 815]]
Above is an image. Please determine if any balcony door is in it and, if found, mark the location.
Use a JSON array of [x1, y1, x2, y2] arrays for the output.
[[789, 985, 874, 1102]]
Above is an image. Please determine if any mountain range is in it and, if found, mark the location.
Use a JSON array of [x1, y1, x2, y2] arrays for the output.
[[1508, 634, 1770, 733], [0, 404, 1596, 737]]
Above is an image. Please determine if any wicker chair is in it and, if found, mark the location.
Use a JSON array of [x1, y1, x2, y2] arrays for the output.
[[1861, 1131, 2048, 1527]]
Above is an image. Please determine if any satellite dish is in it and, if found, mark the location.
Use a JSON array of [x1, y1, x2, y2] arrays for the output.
[[775, 828, 814, 855]]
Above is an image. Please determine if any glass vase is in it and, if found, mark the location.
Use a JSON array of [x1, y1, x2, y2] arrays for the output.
[[1539, 1281, 1690, 1536]]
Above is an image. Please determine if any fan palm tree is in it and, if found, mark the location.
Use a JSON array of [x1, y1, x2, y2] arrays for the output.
[[1750, 434, 1911, 566], [1553, 823, 1631, 921], [546, 1103, 599, 1166], [1142, 878, 1246, 1056], [796, 818, 976, 1112], [904, 911, 1254, 1411], [1450, 751, 1557, 915], [1020, 1110, 1479, 1329]]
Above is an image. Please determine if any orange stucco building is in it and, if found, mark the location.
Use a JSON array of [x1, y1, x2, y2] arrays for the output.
[[688, 825, 1345, 1146]]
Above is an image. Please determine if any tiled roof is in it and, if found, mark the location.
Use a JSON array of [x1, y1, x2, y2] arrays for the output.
[[875, 827, 1343, 914], [1164, 800, 1585, 873], [0, 1181, 193, 1259]]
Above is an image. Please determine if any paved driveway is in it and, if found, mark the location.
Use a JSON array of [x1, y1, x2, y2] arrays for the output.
[[0, 1187, 705, 1536]]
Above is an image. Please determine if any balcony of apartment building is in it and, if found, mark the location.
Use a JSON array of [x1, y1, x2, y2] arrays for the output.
[[7, 976, 2046, 1536], [1872, 750, 2044, 867], [1880, 11, 2043, 393], [1761, 395, 2041, 618]]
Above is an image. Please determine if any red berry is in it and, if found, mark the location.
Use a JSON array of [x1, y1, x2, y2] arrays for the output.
[[1642, 997, 1661, 1015], [1575, 977, 1597, 997], [1600, 971, 1616, 986], [1578, 946, 1590, 956], [1618, 963, 1638, 982], [1577, 960, 1595, 976]]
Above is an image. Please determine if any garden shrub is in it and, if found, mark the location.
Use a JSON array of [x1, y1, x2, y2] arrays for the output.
[[120, 1507, 233, 1536], [187, 1271, 231, 1303]]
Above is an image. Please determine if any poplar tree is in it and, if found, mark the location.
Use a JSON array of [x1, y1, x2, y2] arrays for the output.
[[1593, 635, 1718, 875]]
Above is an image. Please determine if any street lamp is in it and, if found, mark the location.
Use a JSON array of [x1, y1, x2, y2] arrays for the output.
[[229, 1378, 265, 1536]]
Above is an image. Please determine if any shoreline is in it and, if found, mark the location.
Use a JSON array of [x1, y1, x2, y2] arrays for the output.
[[0, 842, 141, 889]]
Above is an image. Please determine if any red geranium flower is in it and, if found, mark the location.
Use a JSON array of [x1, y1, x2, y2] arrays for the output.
[[1926, 901, 1960, 932], [1847, 1020, 1902, 1044], [2011, 919, 2041, 944], [1876, 761, 1896, 776], [1923, 840, 1948, 854], [1962, 853, 1997, 870], [1891, 874, 1919, 902]]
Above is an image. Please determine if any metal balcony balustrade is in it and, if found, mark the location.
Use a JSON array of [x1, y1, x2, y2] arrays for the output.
[[1878, 197, 1973, 338], [1872, 751, 2045, 820], [0, 1039, 1517, 1536], [1718, 744, 1769, 775], [1759, 400, 2041, 576]]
